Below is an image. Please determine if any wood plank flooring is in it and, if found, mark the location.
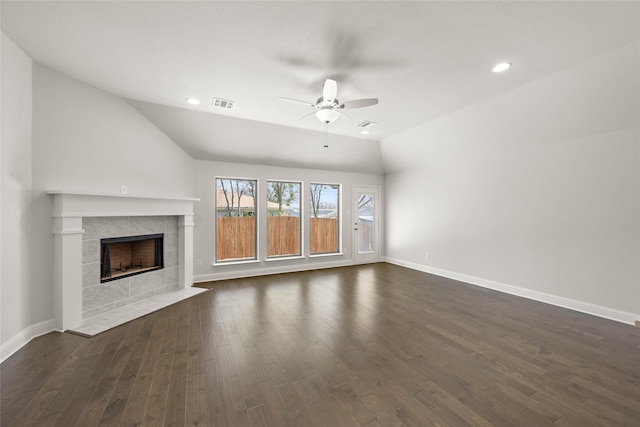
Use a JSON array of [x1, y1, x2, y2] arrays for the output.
[[2, 263, 640, 426]]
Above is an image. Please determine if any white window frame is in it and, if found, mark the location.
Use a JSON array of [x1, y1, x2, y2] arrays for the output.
[[266, 179, 303, 260], [309, 182, 342, 257], [214, 176, 259, 264]]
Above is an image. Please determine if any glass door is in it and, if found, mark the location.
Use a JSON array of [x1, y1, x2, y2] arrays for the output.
[[353, 186, 380, 264]]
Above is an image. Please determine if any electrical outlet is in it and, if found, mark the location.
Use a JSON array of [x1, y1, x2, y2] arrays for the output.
[[120, 184, 128, 195], [196, 259, 203, 267], [425, 252, 430, 260]]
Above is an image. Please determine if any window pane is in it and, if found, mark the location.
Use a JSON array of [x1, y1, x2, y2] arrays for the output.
[[310, 183, 339, 255], [267, 181, 301, 258], [357, 192, 375, 253], [216, 178, 257, 262]]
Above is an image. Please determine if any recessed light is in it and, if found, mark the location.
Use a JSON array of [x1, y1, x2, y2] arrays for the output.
[[186, 97, 200, 105], [492, 62, 511, 73], [361, 130, 370, 135]]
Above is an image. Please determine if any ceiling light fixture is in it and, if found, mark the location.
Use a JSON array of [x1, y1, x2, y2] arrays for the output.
[[186, 97, 200, 105], [315, 109, 339, 124], [492, 62, 511, 73], [361, 130, 370, 135]]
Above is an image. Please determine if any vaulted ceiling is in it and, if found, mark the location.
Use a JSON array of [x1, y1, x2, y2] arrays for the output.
[[2, 1, 638, 173]]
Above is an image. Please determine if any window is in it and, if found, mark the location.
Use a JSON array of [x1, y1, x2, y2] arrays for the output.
[[267, 181, 301, 258], [216, 178, 257, 262], [309, 183, 340, 255], [357, 192, 376, 253]]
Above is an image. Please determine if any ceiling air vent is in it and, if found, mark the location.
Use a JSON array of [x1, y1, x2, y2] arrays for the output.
[[212, 97, 235, 109], [357, 120, 377, 128]]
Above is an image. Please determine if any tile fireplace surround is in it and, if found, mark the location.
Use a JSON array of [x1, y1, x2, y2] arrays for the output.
[[48, 191, 201, 333]]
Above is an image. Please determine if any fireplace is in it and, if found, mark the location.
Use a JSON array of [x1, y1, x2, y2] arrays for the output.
[[101, 234, 164, 282], [82, 217, 179, 319], [48, 191, 198, 331]]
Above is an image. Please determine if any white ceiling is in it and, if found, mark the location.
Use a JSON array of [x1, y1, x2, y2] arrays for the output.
[[128, 99, 385, 174], [2, 1, 639, 173]]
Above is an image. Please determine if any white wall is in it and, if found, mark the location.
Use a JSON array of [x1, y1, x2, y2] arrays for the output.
[[382, 42, 640, 323], [32, 64, 196, 197], [193, 160, 384, 281], [1, 33, 38, 355]]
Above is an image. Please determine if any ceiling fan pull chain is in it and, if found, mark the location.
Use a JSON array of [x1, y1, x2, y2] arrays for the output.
[[324, 123, 329, 148]]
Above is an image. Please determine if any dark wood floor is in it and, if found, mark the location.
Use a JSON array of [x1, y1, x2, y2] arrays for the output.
[[2, 263, 640, 426]]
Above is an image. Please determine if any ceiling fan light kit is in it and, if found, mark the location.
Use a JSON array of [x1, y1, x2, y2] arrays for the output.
[[316, 109, 340, 124]]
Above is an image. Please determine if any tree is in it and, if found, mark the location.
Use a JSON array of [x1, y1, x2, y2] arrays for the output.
[[219, 179, 235, 217], [358, 194, 374, 211], [233, 180, 248, 216], [218, 179, 255, 217], [310, 184, 325, 218], [267, 182, 296, 215]]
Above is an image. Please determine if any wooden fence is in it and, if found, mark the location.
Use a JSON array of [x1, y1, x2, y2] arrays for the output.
[[216, 216, 338, 260], [309, 217, 338, 254], [216, 217, 255, 261], [268, 216, 300, 257]]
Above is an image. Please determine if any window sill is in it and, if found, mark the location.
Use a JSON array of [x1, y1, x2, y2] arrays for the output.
[[266, 255, 305, 262], [213, 259, 261, 267], [309, 252, 343, 258]]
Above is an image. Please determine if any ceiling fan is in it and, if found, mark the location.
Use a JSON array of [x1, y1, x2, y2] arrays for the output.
[[279, 79, 378, 124]]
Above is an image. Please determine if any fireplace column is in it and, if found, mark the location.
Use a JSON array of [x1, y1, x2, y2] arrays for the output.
[[178, 214, 195, 289], [52, 216, 84, 331]]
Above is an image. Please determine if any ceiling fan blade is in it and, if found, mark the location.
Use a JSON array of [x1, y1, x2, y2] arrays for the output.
[[278, 97, 315, 107], [322, 79, 338, 102], [339, 98, 379, 109], [336, 110, 353, 122], [297, 111, 319, 122]]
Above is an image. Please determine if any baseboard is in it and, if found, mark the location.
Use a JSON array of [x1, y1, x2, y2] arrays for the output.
[[1, 319, 58, 364], [194, 259, 354, 283], [384, 257, 640, 326]]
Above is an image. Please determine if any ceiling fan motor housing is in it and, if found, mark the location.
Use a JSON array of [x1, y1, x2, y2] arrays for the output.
[[316, 97, 339, 109]]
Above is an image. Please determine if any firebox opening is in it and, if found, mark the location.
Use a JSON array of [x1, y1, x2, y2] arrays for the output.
[[101, 234, 164, 282]]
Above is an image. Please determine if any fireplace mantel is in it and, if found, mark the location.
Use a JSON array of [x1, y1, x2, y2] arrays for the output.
[[47, 191, 199, 331], [47, 190, 198, 218]]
